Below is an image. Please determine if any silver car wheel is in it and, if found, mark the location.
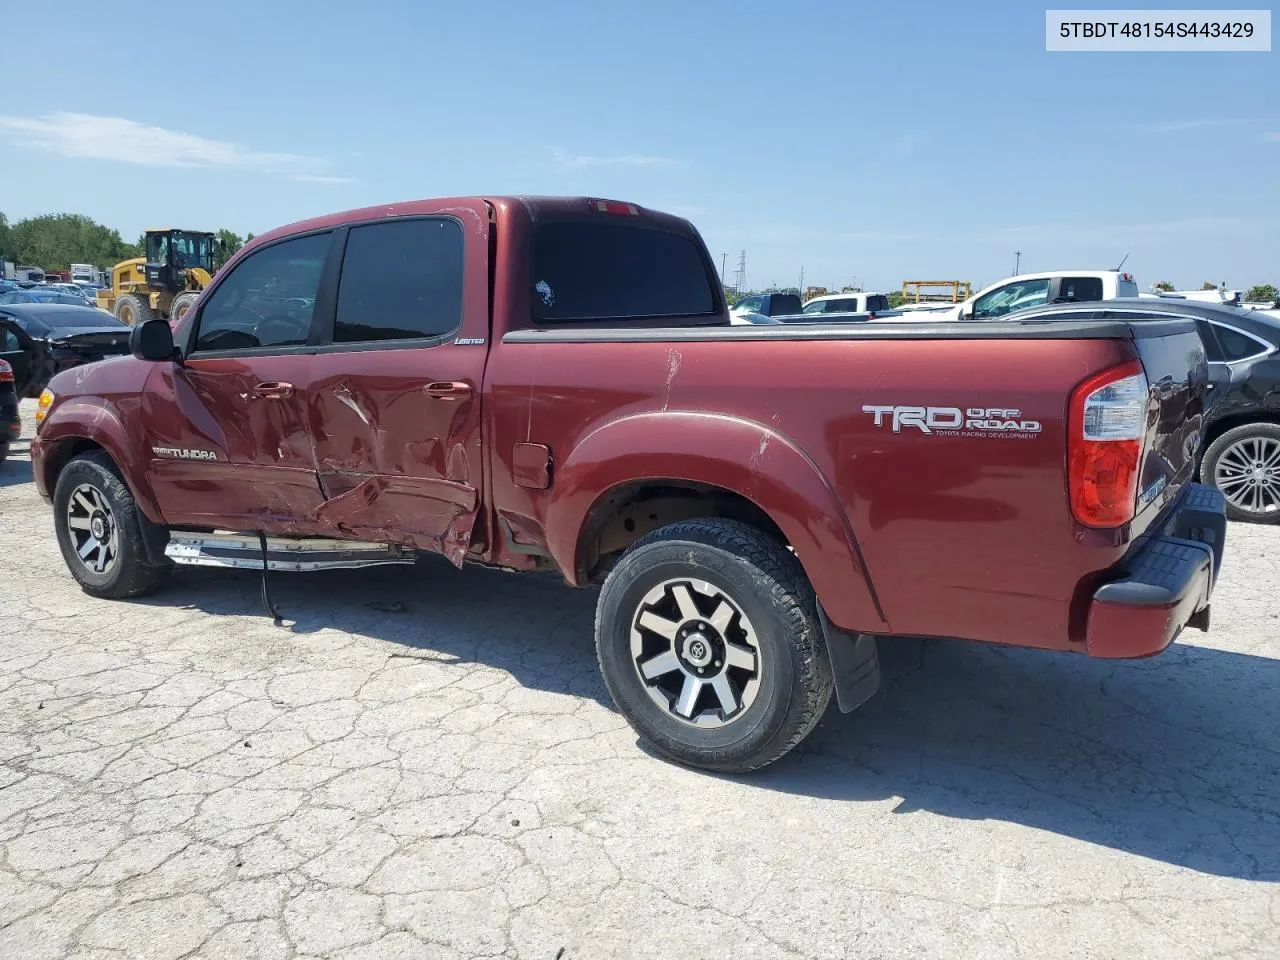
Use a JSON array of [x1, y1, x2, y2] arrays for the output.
[[1213, 435, 1280, 516], [65, 482, 119, 575], [629, 577, 762, 728]]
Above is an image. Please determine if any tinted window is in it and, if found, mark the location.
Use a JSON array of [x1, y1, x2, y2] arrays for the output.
[[866, 295, 889, 312], [193, 232, 331, 353], [824, 298, 860, 312], [1057, 277, 1103, 302], [1210, 321, 1269, 362], [1195, 320, 1226, 362], [737, 296, 763, 313], [0, 327, 19, 352], [531, 222, 716, 322], [334, 218, 464, 343]]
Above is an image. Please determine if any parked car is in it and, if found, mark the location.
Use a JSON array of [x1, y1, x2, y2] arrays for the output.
[[729, 292, 803, 318], [794, 291, 903, 321], [0, 304, 132, 396], [994, 297, 1280, 523], [31, 195, 1226, 774], [0, 359, 19, 464], [910, 271, 1142, 321], [0, 289, 96, 307]]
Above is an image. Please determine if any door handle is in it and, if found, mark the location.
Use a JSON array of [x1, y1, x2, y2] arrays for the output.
[[423, 381, 472, 400], [253, 381, 295, 400]]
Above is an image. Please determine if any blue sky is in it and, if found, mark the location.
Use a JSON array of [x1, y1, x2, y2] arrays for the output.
[[2, 0, 1276, 292]]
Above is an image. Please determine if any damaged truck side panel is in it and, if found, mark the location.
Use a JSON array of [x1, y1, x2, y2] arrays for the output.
[[31, 194, 1226, 775]]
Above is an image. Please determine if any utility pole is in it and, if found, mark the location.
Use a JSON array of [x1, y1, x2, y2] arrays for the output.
[[799, 266, 805, 294], [1014, 251, 1022, 275], [721, 252, 727, 282]]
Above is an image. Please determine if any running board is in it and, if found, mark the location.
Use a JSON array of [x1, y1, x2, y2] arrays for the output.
[[164, 533, 416, 572]]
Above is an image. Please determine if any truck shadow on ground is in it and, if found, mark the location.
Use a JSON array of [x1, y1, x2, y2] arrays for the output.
[[142, 556, 1279, 884]]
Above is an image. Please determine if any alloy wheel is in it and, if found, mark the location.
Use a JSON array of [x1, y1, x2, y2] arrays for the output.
[[1213, 435, 1280, 516], [65, 482, 119, 575], [629, 578, 762, 728]]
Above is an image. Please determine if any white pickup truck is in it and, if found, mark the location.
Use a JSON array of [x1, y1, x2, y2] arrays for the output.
[[901, 270, 1141, 322]]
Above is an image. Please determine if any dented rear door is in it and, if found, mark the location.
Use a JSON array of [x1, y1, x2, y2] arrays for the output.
[[305, 204, 491, 563]]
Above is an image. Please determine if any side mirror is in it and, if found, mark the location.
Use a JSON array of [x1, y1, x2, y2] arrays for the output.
[[130, 318, 176, 362]]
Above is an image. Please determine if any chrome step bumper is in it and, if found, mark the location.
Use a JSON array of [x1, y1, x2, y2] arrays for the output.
[[164, 533, 416, 572]]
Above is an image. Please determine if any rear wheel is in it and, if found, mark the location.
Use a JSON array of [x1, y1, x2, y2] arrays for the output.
[[52, 452, 172, 598], [595, 518, 833, 773], [114, 293, 153, 327], [0, 438, 9, 465], [169, 291, 200, 323], [1203, 422, 1280, 523]]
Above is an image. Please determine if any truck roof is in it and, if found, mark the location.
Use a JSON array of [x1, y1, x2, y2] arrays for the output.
[[242, 196, 697, 250]]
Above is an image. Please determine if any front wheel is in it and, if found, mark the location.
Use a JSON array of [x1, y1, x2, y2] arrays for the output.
[[52, 452, 172, 598], [1202, 422, 1280, 524], [595, 518, 833, 773], [169, 291, 200, 323]]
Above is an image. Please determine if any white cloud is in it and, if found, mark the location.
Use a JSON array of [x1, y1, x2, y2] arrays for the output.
[[552, 147, 685, 169], [1138, 117, 1277, 132], [0, 112, 352, 183]]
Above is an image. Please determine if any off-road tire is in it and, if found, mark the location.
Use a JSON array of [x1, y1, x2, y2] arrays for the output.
[[53, 451, 173, 598], [169, 291, 200, 324], [1202, 422, 1280, 524], [595, 518, 834, 773], [114, 293, 154, 326]]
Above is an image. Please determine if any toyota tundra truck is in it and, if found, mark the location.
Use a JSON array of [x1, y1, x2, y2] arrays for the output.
[[30, 195, 1227, 773]]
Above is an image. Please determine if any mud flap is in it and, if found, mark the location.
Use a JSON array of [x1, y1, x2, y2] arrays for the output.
[[817, 605, 881, 714]]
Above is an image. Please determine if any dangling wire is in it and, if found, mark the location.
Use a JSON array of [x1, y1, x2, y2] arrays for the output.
[[258, 531, 284, 627]]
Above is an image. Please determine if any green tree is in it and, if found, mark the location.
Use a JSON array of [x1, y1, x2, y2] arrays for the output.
[[213, 229, 244, 271], [1152, 280, 1176, 292], [1246, 283, 1278, 304], [723, 285, 742, 307], [0, 212, 11, 260], [6, 213, 140, 271], [887, 291, 908, 308], [1201, 281, 1218, 291]]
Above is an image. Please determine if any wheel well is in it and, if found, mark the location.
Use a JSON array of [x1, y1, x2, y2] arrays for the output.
[[43, 437, 109, 491], [1204, 412, 1280, 451], [577, 480, 789, 584]]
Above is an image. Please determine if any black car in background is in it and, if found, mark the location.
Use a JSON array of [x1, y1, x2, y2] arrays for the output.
[[0, 304, 132, 398], [993, 298, 1280, 523], [0, 358, 19, 464]]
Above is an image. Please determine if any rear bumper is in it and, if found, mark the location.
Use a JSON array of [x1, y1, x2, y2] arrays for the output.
[[1086, 483, 1227, 659]]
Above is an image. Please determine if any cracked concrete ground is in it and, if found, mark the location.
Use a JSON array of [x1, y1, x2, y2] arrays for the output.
[[2, 397, 1278, 960]]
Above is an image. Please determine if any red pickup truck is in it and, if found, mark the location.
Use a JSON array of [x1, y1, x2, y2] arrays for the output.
[[31, 195, 1227, 773]]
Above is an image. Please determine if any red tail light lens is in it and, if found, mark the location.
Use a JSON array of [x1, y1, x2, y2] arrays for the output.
[[588, 198, 641, 216], [1068, 359, 1148, 527], [0, 360, 13, 382]]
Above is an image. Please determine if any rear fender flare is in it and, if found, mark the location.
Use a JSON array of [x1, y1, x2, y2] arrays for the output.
[[546, 411, 887, 632], [38, 399, 164, 525]]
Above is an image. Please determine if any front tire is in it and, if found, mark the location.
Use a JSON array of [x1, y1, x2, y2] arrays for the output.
[[595, 518, 833, 773], [114, 293, 154, 326], [52, 452, 172, 598], [1202, 422, 1280, 524], [169, 291, 200, 323]]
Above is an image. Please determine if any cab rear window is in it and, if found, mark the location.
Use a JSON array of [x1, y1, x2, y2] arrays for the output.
[[531, 221, 718, 323]]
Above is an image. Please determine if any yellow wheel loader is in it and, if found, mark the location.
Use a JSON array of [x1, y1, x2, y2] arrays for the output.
[[97, 229, 219, 325]]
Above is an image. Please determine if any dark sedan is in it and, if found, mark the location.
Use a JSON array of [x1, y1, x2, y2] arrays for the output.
[[0, 304, 132, 398], [994, 297, 1280, 523]]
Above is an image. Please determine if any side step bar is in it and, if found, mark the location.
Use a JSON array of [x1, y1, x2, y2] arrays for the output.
[[165, 533, 416, 572]]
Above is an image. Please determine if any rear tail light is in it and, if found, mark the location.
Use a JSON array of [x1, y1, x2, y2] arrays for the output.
[[0, 360, 12, 382], [1068, 359, 1148, 527]]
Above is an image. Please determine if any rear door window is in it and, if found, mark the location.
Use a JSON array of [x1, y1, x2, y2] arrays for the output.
[[802, 301, 827, 314], [1056, 277, 1104, 302], [1207, 321, 1270, 362], [333, 218, 465, 344], [865, 295, 889, 312], [531, 221, 717, 323]]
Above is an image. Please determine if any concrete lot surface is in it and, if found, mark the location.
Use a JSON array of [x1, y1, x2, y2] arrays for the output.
[[2, 399, 1278, 959]]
